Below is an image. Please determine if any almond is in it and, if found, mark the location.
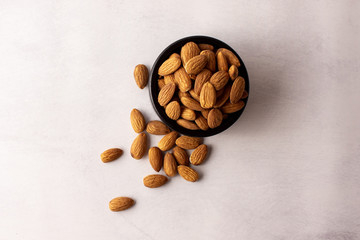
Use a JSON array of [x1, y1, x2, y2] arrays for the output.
[[176, 119, 200, 130], [158, 131, 178, 151], [198, 43, 214, 51], [146, 120, 170, 135], [216, 87, 225, 98], [189, 74, 197, 80], [217, 51, 228, 71], [194, 69, 212, 95], [190, 144, 208, 165], [130, 109, 146, 133], [189, 89, 200, 102], [221, 101, 245, 114], [175, 136, 201, 149], [200, 82, 216, 109], [164, 74, 176, 84], [184, 55, 208, 75], [200, 50, 216, 72], [165, 101, 181, 120], [174, 67, 192, 92], [101, 148, 123, 163], [209, 71, 229, 91], [130, 133, 147, 159], [195, 115, 209, 131], [241, 90, 248, 99], [169, 53, 181, 59], [208, 108, 223, 128], [158, 78, 165, 90], [178, 91, 190, 99], [214, 85, 231, 108], [164, 153, 177, 177], [133, 64, 149, 89], [158, 82, 176, 106], [172, 146, 189, 165], [181, 107, 196, 121], [158, 57, 181, 76], [109, 197, 135, 211], [180, 42, 200, 65], [217, 48, 241, 67], [178, 165, 199, 182], [180, 96, 203, 111], [143, 174, 168, 188], [230, 76, 245, 103], [148, 147, 163, 172], [201, 109, 210, 119], [229, 65, 238, 80]]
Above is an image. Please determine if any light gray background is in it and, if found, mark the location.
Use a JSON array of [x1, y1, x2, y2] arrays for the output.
[[1, 0, 359, 239]]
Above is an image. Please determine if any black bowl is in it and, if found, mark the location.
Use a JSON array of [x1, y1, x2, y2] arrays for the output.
[[149, 35, 249, 137]]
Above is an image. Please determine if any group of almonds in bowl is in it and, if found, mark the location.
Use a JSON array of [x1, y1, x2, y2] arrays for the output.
[[156, 42, 248, 131]]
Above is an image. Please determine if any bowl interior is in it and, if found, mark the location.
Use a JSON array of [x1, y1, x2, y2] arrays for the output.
[[149, 36, 249, 137]]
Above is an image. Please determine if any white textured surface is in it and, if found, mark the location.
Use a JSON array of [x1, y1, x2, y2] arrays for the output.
[[1, 0, 360, 239]]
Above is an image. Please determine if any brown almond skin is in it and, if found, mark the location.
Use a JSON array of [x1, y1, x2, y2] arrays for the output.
[[200, 50, 216, 72], [181, 42, 200, 65], [176, 119, 200, 130], [146, 120, 170, 135], [229, 65, 238, 80], [158, 79, 165, 90], [130, 109, 146, 133], [130, 133, 147, 159], [148, 147, 163, 172], [208, 109, 223, 129], [165, 101, 181, 120], [172, 146, 189, 166], [217, 51, 228, 71], [200, 82, 216, 109], [134, 64, 149, 89], [101, 148, 123, 163], [216, 87, 225, 98], [217, 48, 241, 67], [178, 91, 190, 99], [214, 85, 231, 108], [230, 76, 245, 104], [109, 197, 135, 211], [158, 57, 181, 76], [189, 89, 200, 102], [241, 90, 248, 99], [175, 136, 202, 149], [190, 144, 208, 165], [158, 82, 176, 106], [169, 53, 181, 59], [164, 153, 177, 177], [181, 107, 196, 121], [195, 115, 209, 131], [164, 74, 176, 85], [180, 96, 203, 111], [209, 71, 229, 91], [221, 101, 245, 114], [178, 165, 199, 182], [194, 69, 212, 95], [143, 174, 168, 188], [184, 55, 208, 75], [201, 109, 210, 119], [174, 67, 192, 92], [198, 43, 214, 51], [158, 131, 178, 151]]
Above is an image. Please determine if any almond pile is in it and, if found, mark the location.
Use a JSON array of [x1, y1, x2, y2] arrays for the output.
[[129, 108, 207, 185], [101, 40, 247, 212], [157, 42, 248, 131]]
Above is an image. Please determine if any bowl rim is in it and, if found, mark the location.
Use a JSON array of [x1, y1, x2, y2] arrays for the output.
[[149, 35, 249, 137]]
